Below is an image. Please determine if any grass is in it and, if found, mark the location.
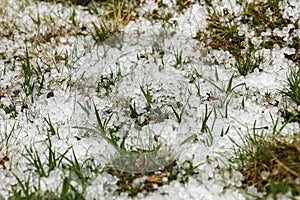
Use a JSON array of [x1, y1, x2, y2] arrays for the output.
[[9, 131, 96, 199], [223, 61, 300, 198], [173, 49, 190, 68], [230, 127, 300, 198], [75, 103, 121, 151], [279, 67, 300, 123], [287, 37, 300, 65], [0, 103, 17, 118], [10, 173, 86, 200], [21, 46, 35, 102], [96, 69, 122, 97], [88, 0, 139, 45], [103, 159, 200, 197], [235, 45, 264, 76], [169, 103, 185, 123], [194, 7, 245, 57], [75, 101, 173, 162], [194, 6, 300, 197], [0, 124, 14, 170], [1, 0, 300, 199], [195, 0, 297, 76], [281, 67, 300, 105], [74, 102, 202, 197], [23, 134, 70, 177]]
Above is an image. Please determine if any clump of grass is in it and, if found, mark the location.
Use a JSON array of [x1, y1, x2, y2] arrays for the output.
[[75, 103, 121, 151], [23, 133, 70, 177], [0, 124, 14, 170], [279, 67, 300, 123], [230, 128, 300, 198], [287, 37, 300, 65], [235, 46, 264, 76], [241, 0, 290, 35], [281, 67, 300, 105], [127, 86, 169, 127], [195, 0, 298, 76], [11, 134, 95, 199], [21, 46, 35, 102], [96, 70, 122, 97], [194, 7, 245, 57], [89, 0, 140, 44], [0, 103, 17, 118], [10, 174, 85, 200], [103, 159, 199, 197]]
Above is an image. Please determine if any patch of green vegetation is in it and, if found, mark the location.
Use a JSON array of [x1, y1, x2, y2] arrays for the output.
[[0, 103, 17, 117], [10, 175, 85, 200], [230, 126, 300, 198], [96, 70, 122, 97], [20, 46, 35, 102], [23, 134, 70, 177], [88, 0, 140, 44], [73, 102, 197, 197], [280, 67, 300, 123], [241, 0, 290, 35], [195, 0, 298, 76], [281, 67, 300, 105], [173, 49, 191, 69], [103, 159, 199, 197], [235, 45, 264, 76], [31, 1, 141, 45], [287, 37, 300, 65], [125, 85, 170, 128], [10, 133, 97, 199], [194, 6, 245, 57], [0, 124, 14, 170]]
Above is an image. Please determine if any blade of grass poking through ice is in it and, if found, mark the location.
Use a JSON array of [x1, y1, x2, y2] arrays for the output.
[[269, 113, 293, 136], [200, 104, 212, 133], [21, 45, 35, 102], [75, 103, 177, 173], [140, 85, 153, 110], [220, 125, 230, 137], [67, 149, 86, 184], [224, 74, 246, 98], [170, 104, 185, 123], [93, 103, 120, 150], [46, 133, 71, 173], [44, 114, 59, 137], [207, 74, 246, 97], [120, 134, 127, 151], [281, 67, 300, 105], [180, 134, 197, 145], [77, 101, 91, 117]]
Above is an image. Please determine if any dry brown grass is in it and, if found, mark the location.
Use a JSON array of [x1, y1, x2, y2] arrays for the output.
[[240, 135, 300, 197]]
